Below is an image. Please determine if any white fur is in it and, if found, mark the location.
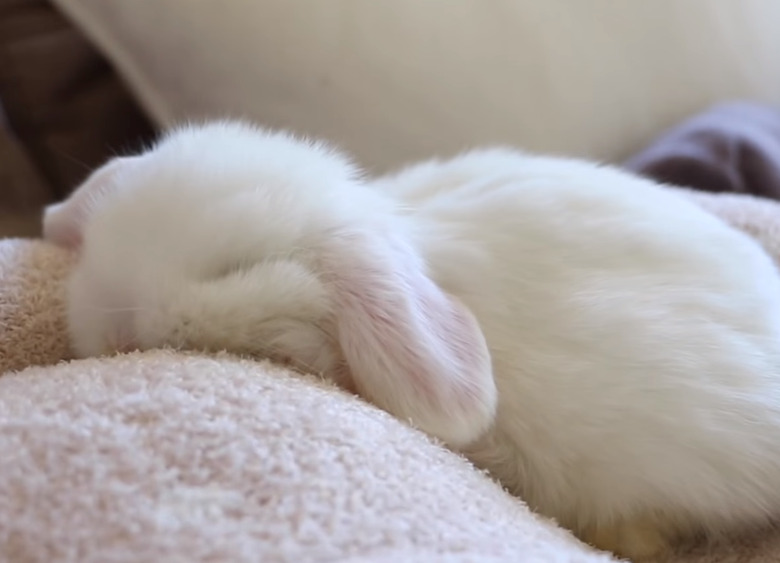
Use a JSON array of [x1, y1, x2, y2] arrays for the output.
[[50, 122, 497, 449], [47, 121, 780, 559]]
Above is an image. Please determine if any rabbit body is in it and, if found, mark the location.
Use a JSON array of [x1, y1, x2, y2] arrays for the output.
[[375, 148, 780, 559], [48, 122, 780, 560]]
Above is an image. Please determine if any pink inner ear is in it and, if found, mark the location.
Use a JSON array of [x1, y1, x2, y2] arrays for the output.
[[320, 229, 497, 447], [42, 156, 136, 250]]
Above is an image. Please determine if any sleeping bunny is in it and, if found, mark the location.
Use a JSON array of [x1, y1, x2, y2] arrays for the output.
[[44, 121, 780, 561]]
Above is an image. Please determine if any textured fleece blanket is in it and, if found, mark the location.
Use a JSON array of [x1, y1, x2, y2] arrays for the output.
[[4, 188, 780, 562], [0, 243, 614, 562], [625, 101, 780, 200]]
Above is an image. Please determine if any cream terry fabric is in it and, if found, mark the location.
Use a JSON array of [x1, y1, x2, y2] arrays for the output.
[[0, 241, 613, 562], [4, 188, 780, 562]]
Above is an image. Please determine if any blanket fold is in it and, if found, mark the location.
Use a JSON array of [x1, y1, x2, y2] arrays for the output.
[[625, 101, 780, 200]]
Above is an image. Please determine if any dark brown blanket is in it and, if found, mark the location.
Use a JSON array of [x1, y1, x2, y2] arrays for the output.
[[625, 101, 780, 200]]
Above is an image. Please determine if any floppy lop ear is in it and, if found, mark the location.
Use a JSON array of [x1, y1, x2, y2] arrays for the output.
[[43, 156, 137, 250], [320, 229, 497, 448]]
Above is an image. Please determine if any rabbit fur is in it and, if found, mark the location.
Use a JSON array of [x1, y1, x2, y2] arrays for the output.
[[44, 121, 780, 560]]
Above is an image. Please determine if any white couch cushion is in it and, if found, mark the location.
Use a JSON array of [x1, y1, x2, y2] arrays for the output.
[[52, 0, 780, 170]]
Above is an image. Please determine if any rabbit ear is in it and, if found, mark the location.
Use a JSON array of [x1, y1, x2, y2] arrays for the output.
[[43, 156, 137, 249], [320, 229, 497, 447]]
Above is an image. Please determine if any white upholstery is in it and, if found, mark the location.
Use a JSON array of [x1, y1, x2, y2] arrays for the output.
[[52, 1, 780, 170]]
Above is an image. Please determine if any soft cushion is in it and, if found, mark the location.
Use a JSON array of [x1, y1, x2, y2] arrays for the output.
[[51, 1, 780, 171], [0, 239, 613, 563]]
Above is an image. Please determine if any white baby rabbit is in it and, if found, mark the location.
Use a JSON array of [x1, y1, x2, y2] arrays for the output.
[[45, 121, 780, 561]]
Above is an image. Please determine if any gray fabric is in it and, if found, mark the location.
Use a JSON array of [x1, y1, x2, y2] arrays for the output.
[[625, 101, 780, 201]]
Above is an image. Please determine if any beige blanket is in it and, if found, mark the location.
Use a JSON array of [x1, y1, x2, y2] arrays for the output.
[[3, 189, 780, 562]]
